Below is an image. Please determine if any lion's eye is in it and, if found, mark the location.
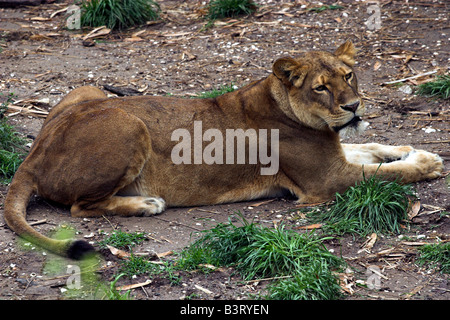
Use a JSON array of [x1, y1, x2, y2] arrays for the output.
[[345, 72, 353, 81], [314, 85, 327, 92]]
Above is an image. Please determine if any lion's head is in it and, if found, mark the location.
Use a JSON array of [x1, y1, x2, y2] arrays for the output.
[[272, 41, 367, 137]]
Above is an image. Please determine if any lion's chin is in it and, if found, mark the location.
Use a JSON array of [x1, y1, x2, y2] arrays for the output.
[[338, 118, 369, 139], [339, 121, 369, 139]]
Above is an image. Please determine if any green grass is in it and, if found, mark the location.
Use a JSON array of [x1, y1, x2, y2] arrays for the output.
[[206, 0, 258, 21], [417, 242, 450, 274], [178, 214, 345, 300], [266, 259, 343, 300], [0, 93, 27, 183], [80, 0, 160, 30], [119, 253, 182, 285], [307, 4, 344, 13], [416, 74, 450, 99], [311, 173, 416, 237], [100, 230, 181, 284], [195, 83, 236, 99], [98, 229, 146, 250], [99, 274, 133, 300], [0, 149, 24, 183], [119, 253, 160, 276], [111, 214, 345, 299]]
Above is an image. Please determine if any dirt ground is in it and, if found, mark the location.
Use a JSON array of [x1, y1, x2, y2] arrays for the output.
[[0, 0, 449, 301]]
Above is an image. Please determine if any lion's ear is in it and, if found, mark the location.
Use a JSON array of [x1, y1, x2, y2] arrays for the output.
[[334, 41, 356, 66], [273, 57, 307, 87]]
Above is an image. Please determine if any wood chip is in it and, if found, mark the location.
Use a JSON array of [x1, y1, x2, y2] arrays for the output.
[[194, 284, 213, 295], [156, 250, 173, 258], [401, 241, 430, 246], [116, 279, 152, 291], [294, 223, 322, 230], [358, 233, 377, 253]]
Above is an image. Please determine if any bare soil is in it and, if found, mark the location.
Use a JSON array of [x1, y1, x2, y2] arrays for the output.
[[0, 0, 449, 301]]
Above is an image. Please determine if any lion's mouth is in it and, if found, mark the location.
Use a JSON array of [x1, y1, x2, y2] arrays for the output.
[[333, 116, 362, 132]]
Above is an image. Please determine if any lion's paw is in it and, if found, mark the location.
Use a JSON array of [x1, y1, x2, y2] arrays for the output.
[[139, 197, 166, 216], [404, 150, 444, 180]]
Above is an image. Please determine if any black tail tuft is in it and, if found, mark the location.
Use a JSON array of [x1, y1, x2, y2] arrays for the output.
[[67, 240, 96, 260]]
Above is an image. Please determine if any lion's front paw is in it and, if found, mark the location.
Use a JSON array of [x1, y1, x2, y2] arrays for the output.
[[405, 150, 444, 180]]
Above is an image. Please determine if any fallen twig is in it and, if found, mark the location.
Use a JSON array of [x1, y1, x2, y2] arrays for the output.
[[116, 279, 152, 291], [420, 140, 450, 144], [245, 275, 292, 283], [29, 219, 47, 226], [382, 70, 437, 85]]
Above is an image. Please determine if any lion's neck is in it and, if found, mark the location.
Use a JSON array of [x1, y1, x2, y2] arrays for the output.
[[264, 75, 298, 123]]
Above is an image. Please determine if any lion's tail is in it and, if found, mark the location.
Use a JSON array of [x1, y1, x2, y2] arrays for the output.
[[4, 168, 95, 260]]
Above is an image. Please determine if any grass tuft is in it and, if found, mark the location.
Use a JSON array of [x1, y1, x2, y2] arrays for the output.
[[416, 74, 450, 100], [98, 229, 146, 250], [311, 173, 416, 236], [178, 214, 345, 299], [307, 4, 344, 13], [119, 253, 160, 277], [196, 83, 237, 99], [417, 242, 449, 274], [206, 0, 258, 21], [0, 93, 27, 183], [80, 0, 160, 30], [266, 259, 343, 300]]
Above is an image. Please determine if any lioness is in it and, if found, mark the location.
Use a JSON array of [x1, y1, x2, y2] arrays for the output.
[[4, 41, 443, 259]]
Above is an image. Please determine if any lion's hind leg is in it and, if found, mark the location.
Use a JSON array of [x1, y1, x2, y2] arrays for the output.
[[342, 143, 414, 165], [71, 196, 166, 217], [36, 106, 167, 218]]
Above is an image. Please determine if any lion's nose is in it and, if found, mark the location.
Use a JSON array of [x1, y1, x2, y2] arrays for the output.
[[341, 101, 360, 113]]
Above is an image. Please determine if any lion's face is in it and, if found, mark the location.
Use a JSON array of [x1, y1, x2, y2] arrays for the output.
[[273, 41, 366, 136]]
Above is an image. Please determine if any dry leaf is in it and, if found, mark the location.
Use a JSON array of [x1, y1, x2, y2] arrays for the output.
[[181, 51, 197, 61], [132, 30, 147, 38], [83, 26, 111, 40], [408, 201, 421, 220], [336, 270, 355, 295], [156, 250, 173, 258], [106, 245, 131, 259], [358, 233, 377, 253], [294, 223, 322, 230]]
